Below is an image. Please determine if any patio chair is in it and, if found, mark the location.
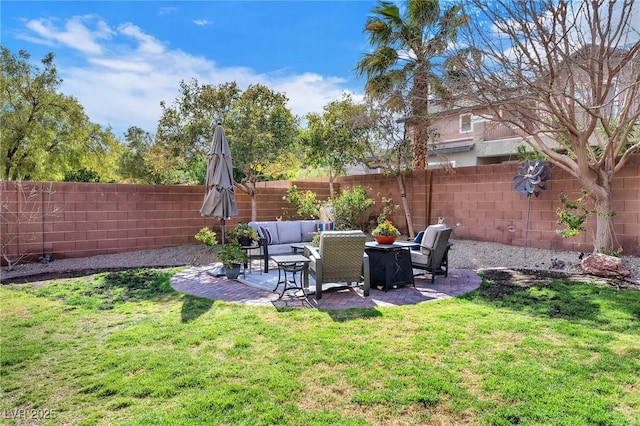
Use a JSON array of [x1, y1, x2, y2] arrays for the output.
[[410, 225, 452, 284], [305, 230, 370, 299]]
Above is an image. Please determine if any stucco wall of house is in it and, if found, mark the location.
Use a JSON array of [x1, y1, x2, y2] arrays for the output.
[[1, 155, 638, 264]]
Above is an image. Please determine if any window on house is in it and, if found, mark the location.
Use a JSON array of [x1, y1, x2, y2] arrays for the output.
[[460, 114, 472, 133]]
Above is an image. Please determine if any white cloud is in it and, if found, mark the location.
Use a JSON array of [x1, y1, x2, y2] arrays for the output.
[[269, 72, 350, 118], [87, 58, 154, 73], [24, 15, 112, 55], [16, 15, 362, 137], [117, 23, 165, 54], [193, 19, 212, 26]]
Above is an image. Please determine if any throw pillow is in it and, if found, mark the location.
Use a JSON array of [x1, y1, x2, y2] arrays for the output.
[[412, 231, 424, 250], [315, 222, 335, 232], [258, 226, 272, 245]]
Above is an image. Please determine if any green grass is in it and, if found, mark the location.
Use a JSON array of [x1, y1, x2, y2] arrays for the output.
[[1, 269, 639, 425]]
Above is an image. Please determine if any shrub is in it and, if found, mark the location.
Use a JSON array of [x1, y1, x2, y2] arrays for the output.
[[331, 186, 374, 230], [377, 194, 400, 223], [283, 185, 322, 219], [194, 227, 218, 247], [556, 191, 590, 238]]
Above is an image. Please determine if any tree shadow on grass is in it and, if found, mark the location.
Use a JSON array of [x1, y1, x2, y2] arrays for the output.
[[462, 268, 640, 333], [180, 295, 214, 322], [10, 267, 217, 321], [324, 308, 383, 322], [14, 268, 184, 311]]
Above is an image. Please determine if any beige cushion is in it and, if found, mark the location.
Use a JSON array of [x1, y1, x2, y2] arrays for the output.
[[412, 227, 452, 267], [420, 224, 446, 255], [421, 224, 446, 246]]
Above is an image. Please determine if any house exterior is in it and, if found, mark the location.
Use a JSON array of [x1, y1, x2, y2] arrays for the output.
[[426, 45, 639, 169], [346, 109, 543, 174], [427, 108, 537, 168]]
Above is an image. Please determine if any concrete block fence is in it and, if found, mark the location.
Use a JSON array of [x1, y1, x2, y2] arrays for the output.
[[1, 156, 638, 264]]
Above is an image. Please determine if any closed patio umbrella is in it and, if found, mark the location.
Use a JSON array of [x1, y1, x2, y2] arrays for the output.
[[200, 124, 238, 245]]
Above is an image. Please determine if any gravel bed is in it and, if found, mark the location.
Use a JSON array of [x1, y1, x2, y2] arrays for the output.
[[2, 239, 639, 284]]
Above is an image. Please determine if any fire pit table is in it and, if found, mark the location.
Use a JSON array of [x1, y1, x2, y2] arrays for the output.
[[364, 241, 418, 291]]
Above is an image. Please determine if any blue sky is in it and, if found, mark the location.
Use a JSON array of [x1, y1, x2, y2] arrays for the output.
[[1, 1, 379, 137]]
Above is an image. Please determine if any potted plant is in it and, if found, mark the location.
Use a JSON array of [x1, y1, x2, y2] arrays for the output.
[[227, 223, 259, 246], [217, 242, 249, 279], [372, 219, 401, 244]]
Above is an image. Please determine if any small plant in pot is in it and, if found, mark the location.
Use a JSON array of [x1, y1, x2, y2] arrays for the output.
[[372, 218, 400, 244], [216, 242, 249, 279], [227, 223, 259, 246]]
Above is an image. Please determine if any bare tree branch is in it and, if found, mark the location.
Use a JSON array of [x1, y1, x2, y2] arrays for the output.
[[455, 0, 640, 252]]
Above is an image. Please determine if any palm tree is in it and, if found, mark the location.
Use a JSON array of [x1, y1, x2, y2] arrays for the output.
[[355, 0, 467, 169]]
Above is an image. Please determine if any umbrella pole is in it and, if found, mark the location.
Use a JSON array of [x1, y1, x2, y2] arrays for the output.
[[221, 218, 226, 246]]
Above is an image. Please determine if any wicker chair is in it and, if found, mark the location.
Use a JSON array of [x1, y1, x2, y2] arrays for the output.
[[305, 230, 370, 299], [410, 225, 452, 284]]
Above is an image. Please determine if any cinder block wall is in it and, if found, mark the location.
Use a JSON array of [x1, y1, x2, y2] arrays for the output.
[[1, 182, 212, 261], [427, 160, 639, 254], [1, 155, 638, 263], [337, 155, 639, 255], [0, 180, 335, 263]]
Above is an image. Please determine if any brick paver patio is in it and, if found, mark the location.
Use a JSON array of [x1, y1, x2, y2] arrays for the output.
[[170, 265, 482, 310]]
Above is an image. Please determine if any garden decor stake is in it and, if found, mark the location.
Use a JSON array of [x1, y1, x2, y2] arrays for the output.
[[513, 160, 551, 258]]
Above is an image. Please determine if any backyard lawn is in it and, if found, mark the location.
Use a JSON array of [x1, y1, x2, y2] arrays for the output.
[[1, 268, 639, 425]]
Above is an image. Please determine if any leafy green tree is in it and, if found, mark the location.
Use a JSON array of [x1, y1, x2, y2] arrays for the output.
[[260, 143, 306, 181], [228, 84, 298, 219], [117, 126, 163, 184], [303, 94, 368, 197], [155, 81, 298, 217], [0, 47, 122, 181], [355, 0, 468, 170], [63, 168, 102, 183], [153, 80, 241, 184]]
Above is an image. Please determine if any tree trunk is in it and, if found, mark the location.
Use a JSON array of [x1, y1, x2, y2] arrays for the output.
[[237, 180, 258, 222], [412, 123, 428, 170], [593, 195, 615, 254], [411, 63, 430, 170], [395, 172, 415, 238], [328, 168, 335, 199], [249, 181, 257, 222], [579, 169, 615, 254]]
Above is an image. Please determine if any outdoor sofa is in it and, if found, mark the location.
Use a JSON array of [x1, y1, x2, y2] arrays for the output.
[[248, 220, 324, 272]]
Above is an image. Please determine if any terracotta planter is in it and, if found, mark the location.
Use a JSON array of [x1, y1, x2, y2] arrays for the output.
[[374, 235, 397, 245]]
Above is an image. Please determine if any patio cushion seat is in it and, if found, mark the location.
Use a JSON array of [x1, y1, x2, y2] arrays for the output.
[[305, 230, 370, 299], [411, 225, 452, 284]]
